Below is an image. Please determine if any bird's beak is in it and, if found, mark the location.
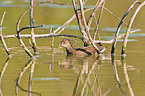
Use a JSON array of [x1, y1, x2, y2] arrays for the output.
[[59, 43, 62, 47]]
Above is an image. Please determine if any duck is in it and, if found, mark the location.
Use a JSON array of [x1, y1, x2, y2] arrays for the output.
[[59, 39, 106, 56]]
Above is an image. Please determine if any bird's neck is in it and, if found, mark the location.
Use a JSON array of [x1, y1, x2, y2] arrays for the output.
[[65, 44, 74, 54]]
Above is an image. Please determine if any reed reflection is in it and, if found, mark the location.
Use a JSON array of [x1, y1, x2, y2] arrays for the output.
[[60, 54, 135, 96], [59, 54, 103, 96], [111, 55, 135, 96], [15, 59, 41, 96], [0, 57, 11, 96], [111, 55, 126, 96], [121, 56, 134, 96]]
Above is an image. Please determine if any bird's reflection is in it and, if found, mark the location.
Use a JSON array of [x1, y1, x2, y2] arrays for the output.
[[59, 54, 102, 96], [59, 54, 100, 70], [59, 54, 135, 96]]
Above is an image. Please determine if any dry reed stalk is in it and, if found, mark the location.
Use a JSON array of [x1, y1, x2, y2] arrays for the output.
[[87, 0, 105, 29], [4, 6, 94, 39], [81, 0, 105, 54], [16, 0, 66, 58], [50, 27, 54, 48], [55, 7, 95, 35], [0, 12, 11, 57], [72, 0, 104, 54], [121, 1, 145, 56], [93, 28, 141, 44], [102, 6, 129, 26], [111, 1, 138, 55], [72, 0, 89, 44], [93, 1, 105, 40], [30, 0, 38, 54], [17, 25, 43, 58], [16, 3, 34, 58]]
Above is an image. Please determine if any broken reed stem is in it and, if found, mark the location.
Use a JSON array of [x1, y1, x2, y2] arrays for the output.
[[93, 1, 105, 40], [4, 28, 140, 44], [102, 6, 129, 26], [50, 27, 54, 48], [78, 0, 105, 54], [72, 0, 83, 32], [72, 0, 92, 47], [94, 28, 141, 44], [17, 34, 34, 58], [5, 7, 94, 38], [16, 0, 48, 30], [87, 0, 105, 29], [79, 0, 87, 28], [54, 3, 140, 38], [30, 0, 38, 54], [83, 0, 88, 4], [17, 25, 44, 34], [55, 7, 95, 35], [55, 14, 76, 35], [4, 34, 83, 40], [0, 12, 5, 31], [72, 0, 88, 42], [1, 0, 142, 57], [16, 25, 43, 58], [16, 0, 66, 58], [0, 12, 11, 57], [102, 6, 140, 30], [73, 0, 101, 54], [111, 1, 138, 55], [16, 0, 45, 58], [121, 1, 145, 56]]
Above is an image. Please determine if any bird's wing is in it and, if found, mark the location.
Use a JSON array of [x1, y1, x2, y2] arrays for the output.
[[75, 46, 93, 55]]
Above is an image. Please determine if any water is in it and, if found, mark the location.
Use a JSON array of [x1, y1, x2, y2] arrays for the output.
[[1, 47, 145, 96], [0, 0, 145, 96]]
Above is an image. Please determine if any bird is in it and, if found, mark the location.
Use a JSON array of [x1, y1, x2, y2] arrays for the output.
[[59, 39, 106, 56]]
